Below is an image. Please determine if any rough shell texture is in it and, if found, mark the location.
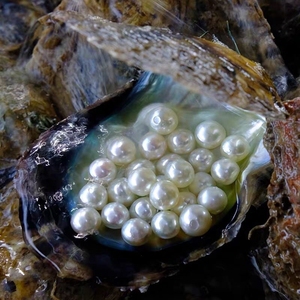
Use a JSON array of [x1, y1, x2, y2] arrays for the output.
[[260, 97, 300, 299], [54, 11, 281, 117]]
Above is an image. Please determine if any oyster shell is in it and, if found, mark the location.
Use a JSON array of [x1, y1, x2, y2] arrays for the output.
[[1, 0, 300, 298], [16, 16, 275, 287], [250, 97, 300, 299]]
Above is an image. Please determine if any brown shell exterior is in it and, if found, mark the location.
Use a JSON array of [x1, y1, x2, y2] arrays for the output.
[[264, 98, 300, 299]]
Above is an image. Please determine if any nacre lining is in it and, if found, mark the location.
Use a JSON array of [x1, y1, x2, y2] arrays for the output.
[[70, 103, 260, 248]]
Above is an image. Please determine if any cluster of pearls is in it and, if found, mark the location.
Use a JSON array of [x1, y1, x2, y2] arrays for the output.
[[71, 104, 251, 247]]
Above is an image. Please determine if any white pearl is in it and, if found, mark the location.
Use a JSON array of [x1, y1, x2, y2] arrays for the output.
[[127, 167, 156, 196], [220, 135, 250, 162], [101, 202, 129, 229], [172, 192, 197, 215], [89, 158, 117, 184], [167, 129, 195, 154], [125, 159, 156, 177], [197, 186, 228, 215], [149, 180, 179, 210], [79, 182, 108, 210], [70, 207, 101, 235], [148, 106, 178, 135], [107, 178, 136, 207], [211, 158, 240, 185], [188, 172, 215, 195], [195, 120, 226, 149], [106, 136, 136, 166], [164, 160, 195, 188], [188, 148, 215, 172], [121, 218, 152, 246], [156, 153, 183, 174], [139, 132, 167, 160], [179, 204, 212, 237], [151, 211, 180, 239], [129, 198, 156, 222]]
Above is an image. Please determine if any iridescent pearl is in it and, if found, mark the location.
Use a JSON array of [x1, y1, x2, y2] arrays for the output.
[[194, 120, 226, 149], [179, 204, 212, 236], [89, 158, 117, 184], [220, 135, 250, 162], [164, 160, 195, 188], [156, 153, 183, 174], [188, 148, 215, 172], [211, 158, 240, 185], [106, 136, 136, 166], [197, 186, 228, 215], [149, 180, 179, 210], [129, 198, 156, 222], [151, 211, 180, 239], [70, 207, 101, 235], [148, 106, 178, 135], [101, 202, 129, 229], [139, 132, 167, 160], [127, 167, 156, 196], [125, 159, 156, 177], [107, 178, 136, 207], [167, 129, 195, 154], [79, 182, 107, 210], [172, 192, 197, 215], [188, 172, 216, 195], [121, 218, 152, 246]]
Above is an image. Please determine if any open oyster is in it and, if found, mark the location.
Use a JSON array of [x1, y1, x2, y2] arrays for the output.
[[15, 15, 276, 289]]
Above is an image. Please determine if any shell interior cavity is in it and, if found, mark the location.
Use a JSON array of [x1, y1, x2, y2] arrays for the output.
[[17, 72, 270, 286], [67, 72, 267, 250]]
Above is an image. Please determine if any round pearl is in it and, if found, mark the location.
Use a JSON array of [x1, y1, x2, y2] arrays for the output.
[[71, 207, 101, 235], [179, 204, 212, 237], [101, 202, 129, 229], [220, 135, 250, 162], [107, 178, 136, 207], [129, 198, 156, 222], [167, 129, 195, 154], [127, 167, 156, 196], [139, 132, 167, 160], [89, 158, 117, 184], [148, 106, 178, 135], [121, 218, 152, 246], [79, 182, 107, 210], [188, 172, 216, 195], [149, 180, 179, 210], [188, 148, 215, 172], [151, 211, 180, 239], [211, 158, 240, 185], [164, 160, 195, 188], [106, 136, 136, 166], [172, 192, 197, 215], [125, 159, 156, 177], [156, 153, 183, 174], [195, 120, 226, 149], [197, 186, 228, 215]]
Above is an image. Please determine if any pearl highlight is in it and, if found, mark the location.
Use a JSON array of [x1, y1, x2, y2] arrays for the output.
[[106, 136, 136, 166], [211, 158, 240, 185], [179, 204, 212, 237], [149, 180, 179, 210], [220, 135, 250, 162], [121, 218, 152, 246], [148, 106, 178, 135], [195, 120, 226, 149], [151, 211, 180, 239], [197, 186, 228, 215], [71, 207, 101, 235]]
